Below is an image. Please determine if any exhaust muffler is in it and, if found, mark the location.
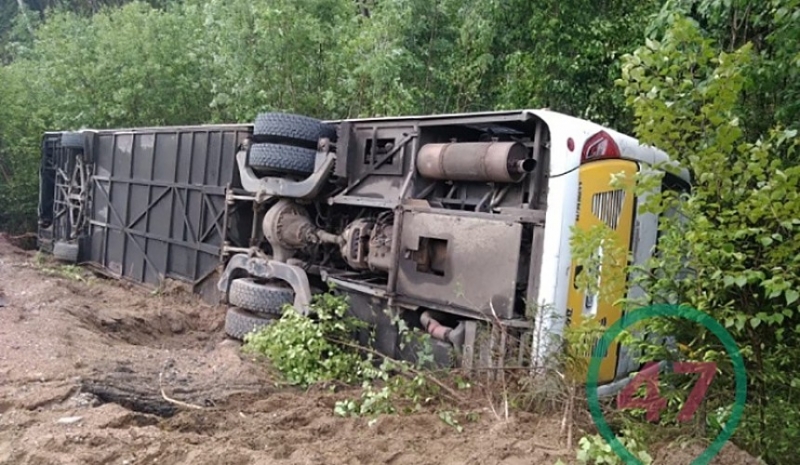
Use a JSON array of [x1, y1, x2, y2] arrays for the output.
[[417, 141, 536, 183]]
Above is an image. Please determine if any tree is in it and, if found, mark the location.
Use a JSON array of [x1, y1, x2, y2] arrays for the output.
[[618, 16, 800, 464], [497, 0, 662, 130]]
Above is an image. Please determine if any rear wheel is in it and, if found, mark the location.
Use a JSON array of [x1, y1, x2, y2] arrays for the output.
[[228, 278, 294, 316], [224, 307, 277, 340], [247, 143, 317, 176], [253, 112, 337, 145]]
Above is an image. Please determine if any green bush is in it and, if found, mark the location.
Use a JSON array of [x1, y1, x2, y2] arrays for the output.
[[0, 0, 666, 232], [243, 290, 444, 420], [243, 292, 371, 387], [577, 430, 653, 465], [612, 16, 800, 464]]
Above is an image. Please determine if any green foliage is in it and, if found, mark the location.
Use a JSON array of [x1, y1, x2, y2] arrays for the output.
[[197, 0, 355, 121], [244, 291, 442, 421], [0, 0, 663, 232], [497, 0, 662, 128], [437, 409, 463, 432], [33, 251, 91, 281], [569, 223, 630, 306], [332, 361, 437, 420], [0, 63, 47, 232], [333, 312, 441, 420], [334, 378, 397, 419], [615, 15, 800, 464], [647, 0, 800, 137], [1, 1, 216, 231], [577, 430, 653, 465], [26, 2, 215, 128], [243, 292, 370, 387]]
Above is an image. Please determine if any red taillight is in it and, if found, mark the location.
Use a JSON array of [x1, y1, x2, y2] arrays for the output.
[[581, 131, 621, 163]]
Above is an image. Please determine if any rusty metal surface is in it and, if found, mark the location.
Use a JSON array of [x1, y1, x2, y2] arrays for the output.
[[329, 109, 533, 126], [40, 110, 556, 371], [262, 200, 315, 262], [35, 109, 562, 374], [339, 219, 375, 270], [395, 210, 523, 319], [217, 253, 313, 314], [331, 125, 417, 207], [417, 141, 534, 183], [527, 121, 549, 210], [236, 149, 335, 200]]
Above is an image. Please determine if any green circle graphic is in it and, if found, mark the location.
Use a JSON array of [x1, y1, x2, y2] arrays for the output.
[[586, 304, 747, 465]]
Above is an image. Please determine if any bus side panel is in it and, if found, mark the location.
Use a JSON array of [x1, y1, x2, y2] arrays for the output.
[[86, 127, 249, 292]]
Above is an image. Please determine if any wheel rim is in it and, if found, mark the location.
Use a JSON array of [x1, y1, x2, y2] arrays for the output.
[[62, 157, 88, 240]]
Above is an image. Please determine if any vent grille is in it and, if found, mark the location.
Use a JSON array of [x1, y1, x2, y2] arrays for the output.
[[591, 189, 625, 229]]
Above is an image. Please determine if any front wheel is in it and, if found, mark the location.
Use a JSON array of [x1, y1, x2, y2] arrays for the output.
[[53, 241, 79, 263]]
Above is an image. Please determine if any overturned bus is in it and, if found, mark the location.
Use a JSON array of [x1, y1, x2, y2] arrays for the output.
[[36, 109, 690, 390]]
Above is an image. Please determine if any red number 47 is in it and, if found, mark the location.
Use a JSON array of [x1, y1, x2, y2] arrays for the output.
[[617, 361, 717, 423]]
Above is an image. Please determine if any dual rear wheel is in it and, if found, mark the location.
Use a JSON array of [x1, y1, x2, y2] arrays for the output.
[[228, 112, 336, 339], [247, 112, 337, 177], [223, 278, 295, 340]]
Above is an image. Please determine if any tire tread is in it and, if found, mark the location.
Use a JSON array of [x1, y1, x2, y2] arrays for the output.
[[224, 307, 277, 340], [228, 278, 294, 315], [253, 112, 336, 143], [248, 143, 316, 176]]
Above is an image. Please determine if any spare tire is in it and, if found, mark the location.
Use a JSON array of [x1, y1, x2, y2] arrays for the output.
[[228, 278, 294, 315], [61, 132, 85, 150], [247, 143, 317, 176], [225, 307, 277, 340], [253, 112, 337, 145]]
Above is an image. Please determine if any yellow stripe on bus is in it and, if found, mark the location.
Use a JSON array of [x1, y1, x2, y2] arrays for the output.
[[566, 159, 637, 384]]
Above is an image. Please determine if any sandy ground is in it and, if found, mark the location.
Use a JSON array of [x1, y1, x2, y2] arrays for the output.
[[0, 234, 761, 465]]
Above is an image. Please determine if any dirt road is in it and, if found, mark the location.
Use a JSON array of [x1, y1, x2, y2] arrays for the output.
[[0, 235, 759, 464]]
